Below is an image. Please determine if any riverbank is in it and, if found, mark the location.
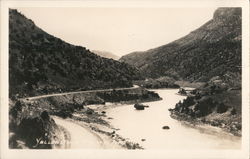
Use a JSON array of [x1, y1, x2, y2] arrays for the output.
[[169, 81, 242, 137], [170, 111, 241, 137], [9, 87, 160, 149]]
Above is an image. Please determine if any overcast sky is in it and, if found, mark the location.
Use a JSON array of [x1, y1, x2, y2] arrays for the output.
[[17, 7, 217, 57]]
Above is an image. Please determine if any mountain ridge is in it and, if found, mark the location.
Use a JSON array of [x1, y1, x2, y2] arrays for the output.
[[120, 8, 241, 87], [9, 9, 142, 98]]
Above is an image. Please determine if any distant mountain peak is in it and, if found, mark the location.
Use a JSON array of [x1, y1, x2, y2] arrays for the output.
[[213, 7, 241, 20], [91, 50, 120, 60]]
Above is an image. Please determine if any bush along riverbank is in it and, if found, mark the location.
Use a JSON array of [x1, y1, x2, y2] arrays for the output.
[[9, 87, 161, 149], [96, 88, 161, 103], [169, 77, 241, 136]]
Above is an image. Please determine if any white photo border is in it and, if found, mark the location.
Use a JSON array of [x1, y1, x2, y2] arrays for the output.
[[1, 0, 249, 159]]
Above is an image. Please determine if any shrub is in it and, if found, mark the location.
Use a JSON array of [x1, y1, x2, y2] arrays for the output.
[[194, 97, 215, 117], [216, 103, 228, 113]]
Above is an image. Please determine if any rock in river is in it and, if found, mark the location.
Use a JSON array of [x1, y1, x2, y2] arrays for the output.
[[134, 103, 149, 110], [162, 126, 170, 130]]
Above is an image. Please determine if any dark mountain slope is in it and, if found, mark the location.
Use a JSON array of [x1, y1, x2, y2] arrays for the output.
[[120, 8, 241, 87], [9, 9, 142, 98]]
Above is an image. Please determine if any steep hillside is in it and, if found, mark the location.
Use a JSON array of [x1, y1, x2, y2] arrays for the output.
[[120, 8, 241, 87], [9, 9, 142, 98], [91, 50, 120, 60]]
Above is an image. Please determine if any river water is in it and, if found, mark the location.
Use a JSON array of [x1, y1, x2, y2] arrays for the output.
[[106, 89, 241, 149]]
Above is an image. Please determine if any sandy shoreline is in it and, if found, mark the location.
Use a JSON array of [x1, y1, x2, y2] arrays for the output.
[[53, 103, 144, 149]]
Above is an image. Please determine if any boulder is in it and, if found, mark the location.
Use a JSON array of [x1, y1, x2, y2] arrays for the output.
[[178, 88, 187, 95], [134, 103, 148, 110], [162, 126, 170, 129], [101, 111, 106, 114], [86, 108, 94, 115]]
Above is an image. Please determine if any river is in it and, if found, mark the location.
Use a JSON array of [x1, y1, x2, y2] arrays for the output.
[[106, 89, 241, 149]]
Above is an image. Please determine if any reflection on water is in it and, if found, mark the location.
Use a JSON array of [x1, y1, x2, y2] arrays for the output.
[[107, 89, 241, 149]]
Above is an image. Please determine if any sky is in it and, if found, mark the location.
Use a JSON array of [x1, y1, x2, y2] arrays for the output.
[[17, 7, 217, 57]]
